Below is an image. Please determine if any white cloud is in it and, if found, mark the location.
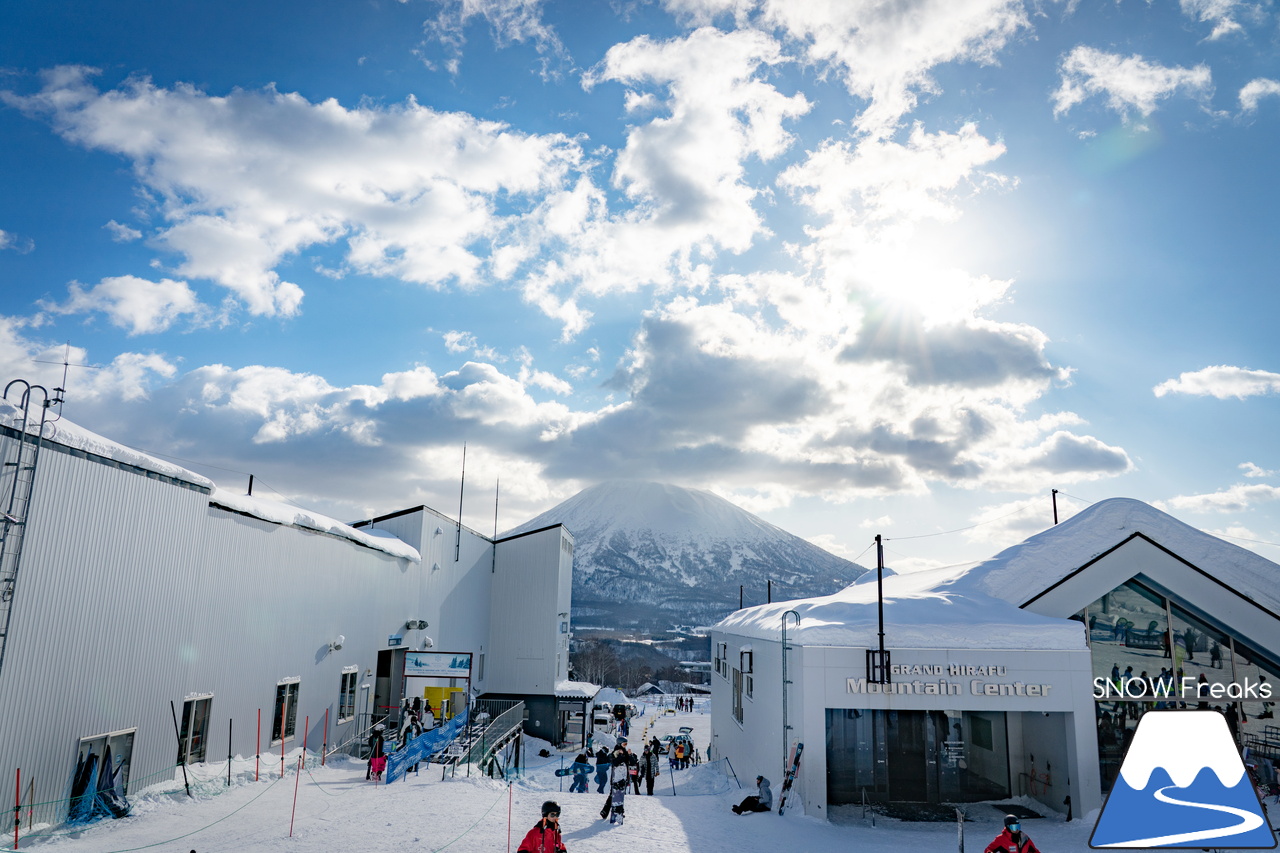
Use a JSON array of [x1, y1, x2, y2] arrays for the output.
[[733, 0, 1029, 137], [1180, 0, 1261, 40], [1239, 78, 1280, 112], [104, 220, 142, 242], [1240, 462, 1278, 479], [39, 276, 203, 335], [424, 0, 569, 78], [3, 67, 584, 320], [959, 496, 1067, 547], [1153, 365, 1280, 399], [443, 331, 478, 354], [570, 28, 809, 295], [1053, 46, 1212, 118], [1159, 483, 1280, 514], [0, 229, 34, 254]]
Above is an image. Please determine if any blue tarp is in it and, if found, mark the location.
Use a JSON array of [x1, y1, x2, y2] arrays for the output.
[[385, 708, 469, 783]]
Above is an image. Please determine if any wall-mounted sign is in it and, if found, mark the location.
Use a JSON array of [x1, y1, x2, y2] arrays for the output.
[[405, 651, 472, 678], [388, 635, 403, 647]]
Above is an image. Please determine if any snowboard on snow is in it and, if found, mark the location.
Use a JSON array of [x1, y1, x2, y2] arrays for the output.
[[776, 742, 803, 815]]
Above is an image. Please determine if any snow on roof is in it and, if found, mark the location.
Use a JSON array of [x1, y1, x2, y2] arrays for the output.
[[970, 497, 1280, 614], [0, 398, 214, 489], [714, 564, 1086, 650], [554, 679, 600, 699], [210, 487, 420, 562], [715, 497, 1280, 651]]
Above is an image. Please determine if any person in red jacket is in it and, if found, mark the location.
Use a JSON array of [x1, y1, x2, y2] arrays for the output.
[[985, 815, 1041, 853], [518, 801, 567, 853]]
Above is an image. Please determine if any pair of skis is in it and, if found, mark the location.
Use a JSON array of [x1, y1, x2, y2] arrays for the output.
[[776, 742, 804, 815]]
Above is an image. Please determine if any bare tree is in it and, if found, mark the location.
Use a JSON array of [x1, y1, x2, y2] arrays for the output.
[[572, 639, 621, 686]]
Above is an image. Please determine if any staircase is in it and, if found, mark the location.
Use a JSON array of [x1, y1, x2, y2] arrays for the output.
[[0, 381, 53, 675]]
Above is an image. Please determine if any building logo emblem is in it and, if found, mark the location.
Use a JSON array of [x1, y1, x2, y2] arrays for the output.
[[1091, 710, 1276, 848]]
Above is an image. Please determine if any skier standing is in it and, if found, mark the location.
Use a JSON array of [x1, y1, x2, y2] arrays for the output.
[[518, 801, 567, 853], [400, 712, 424, 773], [984, 815, 1042, 853]]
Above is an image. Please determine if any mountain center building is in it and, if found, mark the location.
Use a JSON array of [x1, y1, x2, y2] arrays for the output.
[[709, 499, 1280, 820]]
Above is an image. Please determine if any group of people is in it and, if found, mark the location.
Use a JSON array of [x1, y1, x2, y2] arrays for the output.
[[365, 699, 442, 781], [671, 696, 696, 712]]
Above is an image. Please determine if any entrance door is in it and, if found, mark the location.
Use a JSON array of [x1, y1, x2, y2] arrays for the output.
[[178, 696, 212, 764], [885, 711, 930, 801]]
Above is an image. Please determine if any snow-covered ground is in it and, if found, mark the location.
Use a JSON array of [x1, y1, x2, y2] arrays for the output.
[[1, 697, 1129, 853]]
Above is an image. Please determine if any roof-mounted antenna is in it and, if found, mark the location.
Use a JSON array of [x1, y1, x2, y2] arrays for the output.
[[455, 442, 466, 562], [33, 342, 99, 423]]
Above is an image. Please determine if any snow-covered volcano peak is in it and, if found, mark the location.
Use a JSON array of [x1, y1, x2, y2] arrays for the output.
[[1119, 711, 1246, 790], [505, 481, 866, 629]]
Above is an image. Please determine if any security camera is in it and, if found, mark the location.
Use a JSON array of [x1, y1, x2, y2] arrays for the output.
[[329, 634, 345, 652], [421, 636, 434, 649]]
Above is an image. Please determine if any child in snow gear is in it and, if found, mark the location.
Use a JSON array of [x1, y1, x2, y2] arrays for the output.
[[732, 775, 772, 814], [366, 723, 386, 780], [984, 815, 1041, 853], [517, 801, 567, 853]]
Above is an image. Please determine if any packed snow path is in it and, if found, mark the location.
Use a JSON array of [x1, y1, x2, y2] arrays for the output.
[[5, 702, 1133, 852]]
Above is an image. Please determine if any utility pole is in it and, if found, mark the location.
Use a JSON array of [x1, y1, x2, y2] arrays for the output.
[[866, 535, 891, 684], [1052, 489, 1059, 525]]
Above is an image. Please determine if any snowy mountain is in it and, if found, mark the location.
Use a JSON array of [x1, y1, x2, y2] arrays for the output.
[[504, 481, 867, 629]]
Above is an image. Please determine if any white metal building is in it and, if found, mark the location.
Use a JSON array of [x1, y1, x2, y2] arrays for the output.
[[0, 390, 576, 824], [709, 498, 1280, 821]]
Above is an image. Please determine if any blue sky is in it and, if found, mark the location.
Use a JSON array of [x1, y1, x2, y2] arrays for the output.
[[3, 0, 1280, 572]]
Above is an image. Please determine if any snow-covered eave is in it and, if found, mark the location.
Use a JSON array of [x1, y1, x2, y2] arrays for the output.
[[210, 487, 421, 562], [554, 679, 600, 699], [1, 400, 214, 490]]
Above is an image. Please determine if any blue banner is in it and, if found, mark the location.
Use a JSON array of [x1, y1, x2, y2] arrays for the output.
[[386, 708, 468, 784]]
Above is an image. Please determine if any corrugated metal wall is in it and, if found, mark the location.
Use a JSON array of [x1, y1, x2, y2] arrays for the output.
[[487, 528, 573, 694], [0, 438, 567, 827]]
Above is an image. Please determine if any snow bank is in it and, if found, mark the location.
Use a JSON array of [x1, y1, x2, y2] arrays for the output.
[[211, 488, 420, 562], [714, 564, 1087, 650], [0, 398, 214, 489]]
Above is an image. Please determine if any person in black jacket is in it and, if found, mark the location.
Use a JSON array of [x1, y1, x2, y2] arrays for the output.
[[594, 747, 611, 793], [640, 744, 660, 795]]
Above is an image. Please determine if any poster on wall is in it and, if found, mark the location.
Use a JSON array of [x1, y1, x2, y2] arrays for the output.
[[404, 651, 472, 678]]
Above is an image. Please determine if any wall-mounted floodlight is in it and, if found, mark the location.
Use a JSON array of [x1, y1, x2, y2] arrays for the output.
[[328, 634, 345, 653], [421, 636, 434, 649]]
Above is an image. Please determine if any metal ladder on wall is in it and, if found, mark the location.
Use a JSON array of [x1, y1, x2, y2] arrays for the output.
[[0, 381, 55, 676]]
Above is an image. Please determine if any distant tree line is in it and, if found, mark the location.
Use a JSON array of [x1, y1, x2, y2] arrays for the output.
[[570, 638, 692, 690]]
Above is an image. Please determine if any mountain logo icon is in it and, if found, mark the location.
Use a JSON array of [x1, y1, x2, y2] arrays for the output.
[[1091, 710, 1276, 848]]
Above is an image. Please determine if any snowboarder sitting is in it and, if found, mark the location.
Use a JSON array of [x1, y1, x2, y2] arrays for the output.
[[732, 775, 772, 814], [985, 815, 1042, 853], [518, 800, 567, 853]]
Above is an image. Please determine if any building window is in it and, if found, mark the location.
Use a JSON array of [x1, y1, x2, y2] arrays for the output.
[[272, 679, 300, 743], [478, 653, 486, 681], [338, 669, 358, 723], [178, 695, 212, 764], [715, 642, 729, 679], [741, 650, 754, 698]]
